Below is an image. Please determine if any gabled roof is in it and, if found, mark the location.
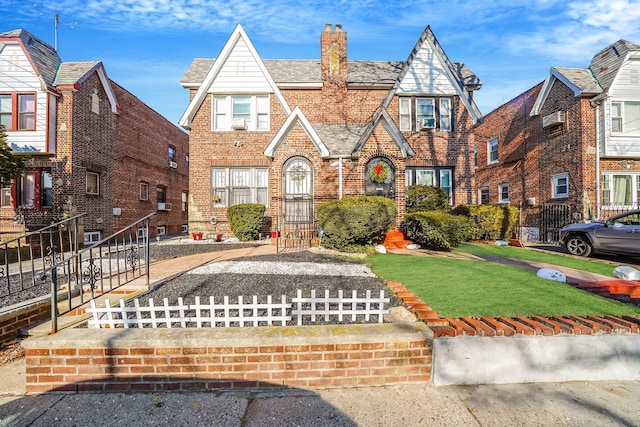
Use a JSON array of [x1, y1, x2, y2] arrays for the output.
[[589, 39, 640, 92], [0, 29, 61, 91], [530, 67, 602, 115], [264, 106, 330, 158], [55, 61, 120, 113], [383, 26, 483, 125], [530, 39, 640, 116], [180, 24, 291, 130], [352, 107, 415, 158], [0, 29, 120, 112], [181, 58, 403, 88]]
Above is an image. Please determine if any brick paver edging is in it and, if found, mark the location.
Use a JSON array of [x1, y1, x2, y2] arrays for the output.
[[387, 282, 640, 338]]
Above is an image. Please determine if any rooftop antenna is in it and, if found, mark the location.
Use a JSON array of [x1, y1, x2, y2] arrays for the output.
[[54, 13, 59, 51]]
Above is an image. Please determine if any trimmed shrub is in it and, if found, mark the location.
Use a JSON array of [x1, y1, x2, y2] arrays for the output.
[[403, 211, 475, 250], [318, 196, 397, 252], [406, 185, 450, 213], [226, 204, 265, 241], [453, 204, 519, 240]]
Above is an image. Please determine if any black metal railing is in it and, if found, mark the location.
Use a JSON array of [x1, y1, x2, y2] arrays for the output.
[[41, 213, 155, 333], [0, 213, 85, 306], [273, 216, 319, 253]]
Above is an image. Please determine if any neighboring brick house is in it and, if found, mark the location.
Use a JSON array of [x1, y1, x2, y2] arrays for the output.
[[180, 24, 482, 239], [0, 29, 188, 242], [475, 39, 640, 243]]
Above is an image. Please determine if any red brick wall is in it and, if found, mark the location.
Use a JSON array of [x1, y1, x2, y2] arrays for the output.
[[0, 302, 49, 343], [111, 82, 189, 236], [24, 325, 433, 393]]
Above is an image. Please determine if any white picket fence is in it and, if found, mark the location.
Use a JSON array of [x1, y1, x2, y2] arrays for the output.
[[86, 290, 389, 329]]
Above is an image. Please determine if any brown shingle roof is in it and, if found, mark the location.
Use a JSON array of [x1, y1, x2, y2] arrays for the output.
[[552, 67, 602, 94]]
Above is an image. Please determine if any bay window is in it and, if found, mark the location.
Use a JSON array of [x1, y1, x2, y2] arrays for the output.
[[211, 167, 268, 207]]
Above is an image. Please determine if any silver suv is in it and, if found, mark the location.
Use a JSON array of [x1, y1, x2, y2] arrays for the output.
[[559, 210, 640, 257]]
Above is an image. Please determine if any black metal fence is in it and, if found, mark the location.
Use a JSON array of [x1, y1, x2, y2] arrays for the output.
[[273, 216, 319, 253]]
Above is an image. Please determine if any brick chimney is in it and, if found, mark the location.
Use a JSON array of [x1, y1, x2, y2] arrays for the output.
[[321, 24, 347, 88]]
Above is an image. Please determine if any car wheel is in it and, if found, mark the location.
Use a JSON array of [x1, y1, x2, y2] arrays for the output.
[[565, 235, 592, 257]]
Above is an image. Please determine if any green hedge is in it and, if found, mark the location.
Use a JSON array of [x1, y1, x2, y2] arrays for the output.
[[403, 211, 475, 250], [318, 196, 397, 252], [226, 203, 265, 241], [452, 204, 519, 240], [406, 185, 450, 213]]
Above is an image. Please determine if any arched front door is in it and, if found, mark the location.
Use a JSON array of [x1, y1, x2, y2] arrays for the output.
[[283, 157, 313, 224], [365, 157, 395, 198]]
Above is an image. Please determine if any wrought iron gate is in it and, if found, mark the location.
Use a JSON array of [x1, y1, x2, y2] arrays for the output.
[[540, 204, 574, 244]]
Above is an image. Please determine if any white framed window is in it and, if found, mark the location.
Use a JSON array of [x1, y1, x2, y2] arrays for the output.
[[479, 187, 489, 205], [405, 167, 454, 204], [213, 95, 270, 131], [86, 171, 100, 195], [499, 183, 510, 203], [211, 167, 269, 207], [488, 139, 499, 164], [181, 224, 188, 234], [137, 227, 148, 240], [157, 226, 166, 236], [416, 98, 435, 129], [1, 187, 10, 207], [182, 191, 188, 211], [399, 98, 412, 131], [552, 173, 569, 198], [601, 173, 640, 208], [399, 96, 452, 132], [139, 182, 149, 201], [439, 98, 452, 131], [84, 231, 101, 245], [611, 101, 640, 134]]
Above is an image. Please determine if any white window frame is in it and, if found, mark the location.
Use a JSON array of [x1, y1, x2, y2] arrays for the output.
[[399, 98, 412, 131], [416, 98, 436, 129], [139, 182, 149, 201], [611, 101, 640, 134], [488, 139, 499, 165], [439, 169, 452, 204], [479, 187, 489, 205], [211, 167, 269, 208], [181, 224, 188, 234], [601, 172, 640, 209], [84, 231, 101, 245], [439, 98, 452, 131], [1, 187, 10, 207], [182, 191, 188, 211], [552, 173, 569, 198], [213, 95, 270, 131], [405, 167, 453, 205], [499, 183, 510, 203], [86, 171, 100, 195], [157, 226, 166, 236]]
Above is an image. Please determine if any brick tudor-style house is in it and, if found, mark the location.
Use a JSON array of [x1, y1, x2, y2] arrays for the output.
[[0, 29, 189, 243], [180, 24, 483, 239], [475, 39, 640, 243]]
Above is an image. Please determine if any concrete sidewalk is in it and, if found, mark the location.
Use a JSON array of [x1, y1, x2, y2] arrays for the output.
[[1, 364, 639, 426], [2, 244, 640, 425]]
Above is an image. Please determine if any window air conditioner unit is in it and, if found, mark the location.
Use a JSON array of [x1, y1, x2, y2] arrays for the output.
[[542, 111, 565, 128], [157, 202, 172, 211], [420, 117, 435, 129], [232, 118, 247, 130], [168, 161, 178, 169]]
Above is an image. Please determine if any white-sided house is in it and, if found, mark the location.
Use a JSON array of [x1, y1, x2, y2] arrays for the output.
[[530, 39, 640, 219]]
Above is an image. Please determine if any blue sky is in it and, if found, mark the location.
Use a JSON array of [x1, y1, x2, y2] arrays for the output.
[[3, 0, 640, 128]]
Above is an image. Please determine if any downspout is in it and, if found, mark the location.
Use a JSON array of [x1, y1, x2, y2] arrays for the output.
[[338, 157, 343, 199], [594, 102, 601, 219]]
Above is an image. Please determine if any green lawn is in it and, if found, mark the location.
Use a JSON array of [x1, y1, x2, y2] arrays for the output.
[[366, 251, 640, 318]]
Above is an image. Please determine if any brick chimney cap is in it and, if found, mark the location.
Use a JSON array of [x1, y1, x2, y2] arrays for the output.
[[336, 24, 343, 32], [325, 24, 332, 31]]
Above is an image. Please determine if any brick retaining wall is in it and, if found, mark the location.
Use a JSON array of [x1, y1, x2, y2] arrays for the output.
[[23, 323, 433, 393], [0, 300, 50, 343]]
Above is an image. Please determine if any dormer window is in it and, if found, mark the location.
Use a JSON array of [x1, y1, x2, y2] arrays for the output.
[[213, 95, 269, 131]]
